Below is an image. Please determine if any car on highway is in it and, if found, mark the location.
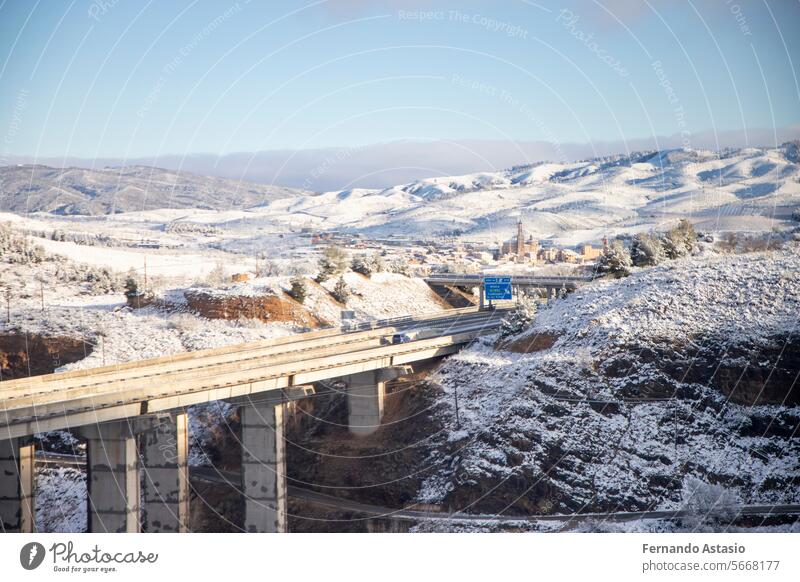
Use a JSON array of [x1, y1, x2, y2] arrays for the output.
[[386, 328, 445, 345]]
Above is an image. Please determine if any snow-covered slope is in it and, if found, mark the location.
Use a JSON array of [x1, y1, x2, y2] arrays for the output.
[[5, 146, 797, 248], [238, 145, 800, 245], [417, 248, 800, 518]]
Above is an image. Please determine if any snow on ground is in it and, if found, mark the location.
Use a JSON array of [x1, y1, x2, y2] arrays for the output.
[[416, 247, 800, 520], [33, 237, 244, 279], [35, 467, 86, 533], [526, 248, 800, 352], [320, 271, 449, 319]]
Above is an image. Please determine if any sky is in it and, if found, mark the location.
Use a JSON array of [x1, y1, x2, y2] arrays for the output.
[[1, 0, 799, 188]]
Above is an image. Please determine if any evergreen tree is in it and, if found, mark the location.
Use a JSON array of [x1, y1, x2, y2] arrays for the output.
[[597, 240, 632, 278], [287, 276, 307, 304], [351, 255, 371, 276], [317, 245, 348, 282], [351, 252, 386, 277], [332, 276, 350, 303], [630, 232, 665, 267], [124, 276, 139, 299], [662, 219, 697, 259]]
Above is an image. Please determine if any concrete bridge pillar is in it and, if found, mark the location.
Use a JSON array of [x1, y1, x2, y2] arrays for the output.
[[240, 401, 287, 533], [342, 370, 387, 436], [82, 421, 140, 533], [140, 413, 190, 533], [343, 368, 408, 436], [0, 437, 35, 532]]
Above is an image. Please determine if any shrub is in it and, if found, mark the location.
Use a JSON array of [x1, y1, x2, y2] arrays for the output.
[[681, 476, 741, 527], [498, 296, 537, 340], [124, 276, 139, 299], [0, 223, 46, 264], [791, 208, 800, 222], [205, 263, 226, 286]]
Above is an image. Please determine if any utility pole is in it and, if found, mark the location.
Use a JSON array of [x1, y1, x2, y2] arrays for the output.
[[453, 384, 461, 430], [3, 287, 10, 324], [143, 256, 148, 293]]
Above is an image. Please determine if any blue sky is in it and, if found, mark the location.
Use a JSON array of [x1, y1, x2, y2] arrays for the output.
[[1, 0, 798, 162]]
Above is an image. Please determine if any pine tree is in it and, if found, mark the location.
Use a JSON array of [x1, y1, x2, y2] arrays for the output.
[[317, 246, 348, 282], [124, 276, 139, 299], [332, 276, 350, 303], [630, 232, 665, 267], [351, 255, 372, 276], [287, 276, 307, 304], [662, 219, 697, 259], [597, 240, 632, 278]]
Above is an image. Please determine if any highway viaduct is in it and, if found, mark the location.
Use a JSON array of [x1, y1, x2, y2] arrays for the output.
[[0, 307, 509, 534], [424, 274, 592, 307]]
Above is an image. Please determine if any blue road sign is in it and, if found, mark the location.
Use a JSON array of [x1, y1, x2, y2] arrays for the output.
[[483, 276, 512, 300]]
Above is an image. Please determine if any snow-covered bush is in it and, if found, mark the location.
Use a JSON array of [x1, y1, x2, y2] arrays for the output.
[[255, 255, 281, 277], [0, 223, 46, 264], [317, 246, 348, 282], [386, 257, 412, 276], [791, 208, 800, 222], [630, 232, 665, 267], [351, 253, 385, 277], [439, 259, 480, 275], [681, 476, 741, 527], [52, 258, 124, 294], [287, 276, 307, 304], [662, 219, 697, 259], [597, 240, 632, 278], [498, 296, 537, 340], [204, 263, 226, 286], [165, 221, 222, 235], [331, 276, 350, 303], [167, 313, 201, 333]]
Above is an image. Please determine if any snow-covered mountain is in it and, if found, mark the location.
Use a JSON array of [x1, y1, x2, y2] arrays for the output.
[[3, 145, 798, 245], [253, 144, 800, 244], [0, 164, 306, 215]]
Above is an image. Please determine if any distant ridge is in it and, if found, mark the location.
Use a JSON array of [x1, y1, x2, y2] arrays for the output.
[[0, 164, 306, 215]]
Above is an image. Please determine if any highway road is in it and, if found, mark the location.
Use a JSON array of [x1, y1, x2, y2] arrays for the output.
[[1, 306, 509, 439]]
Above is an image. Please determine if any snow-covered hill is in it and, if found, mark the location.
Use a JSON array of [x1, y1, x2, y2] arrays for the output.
[[4, 146, 798, 248], [416, 248, 800, 522], [222, 145, 800, 245], [0, 164, 306, 215]]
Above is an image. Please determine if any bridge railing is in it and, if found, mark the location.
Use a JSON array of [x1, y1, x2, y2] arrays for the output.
[[424, 274, 594, 283]]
